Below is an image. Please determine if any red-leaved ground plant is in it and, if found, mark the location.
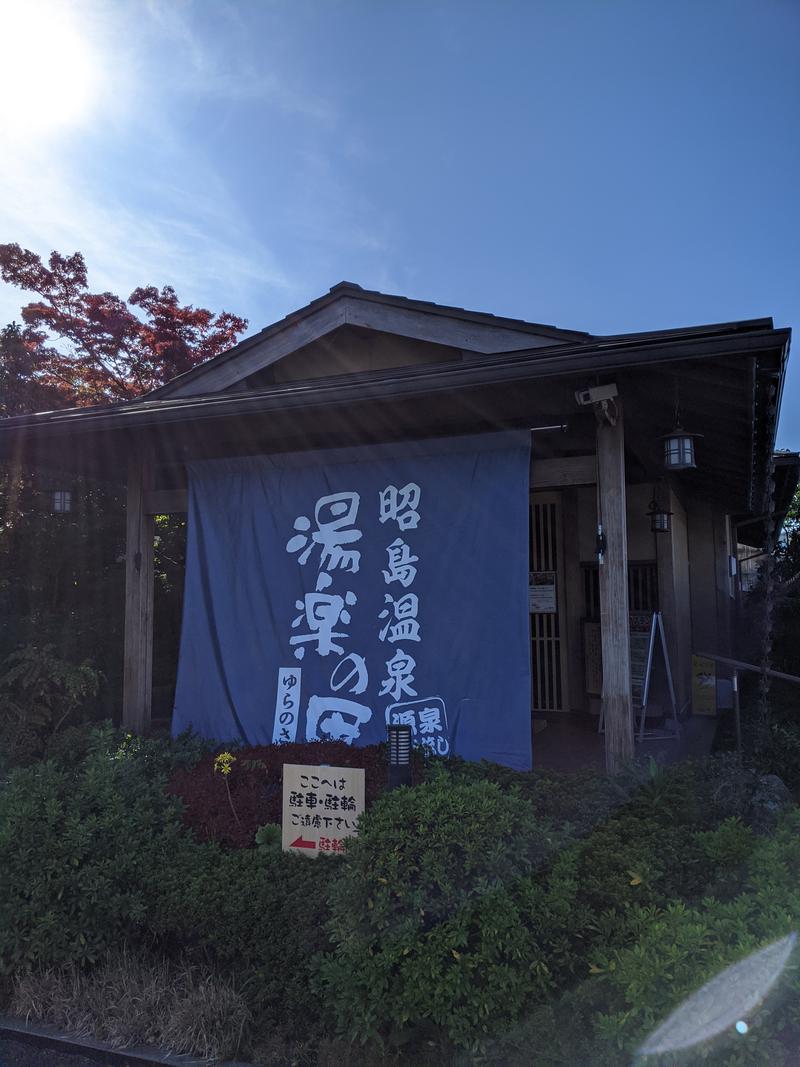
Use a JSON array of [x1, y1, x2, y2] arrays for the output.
[[166, 741, 425, 848]]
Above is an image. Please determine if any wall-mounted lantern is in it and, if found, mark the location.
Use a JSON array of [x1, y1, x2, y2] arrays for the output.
[[51, 489, 72, 513], [646, 496, 672, 534]]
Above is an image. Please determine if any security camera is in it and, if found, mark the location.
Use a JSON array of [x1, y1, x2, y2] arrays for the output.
[[574, 383, 619, 407]]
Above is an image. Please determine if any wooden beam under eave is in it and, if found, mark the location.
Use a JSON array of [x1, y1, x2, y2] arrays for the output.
[[531, 455, 596, 487], [597, 400, 634, 772], [148, 458, 596, 509], [143, 488, 188, 515], [122, 445, 155, 733]]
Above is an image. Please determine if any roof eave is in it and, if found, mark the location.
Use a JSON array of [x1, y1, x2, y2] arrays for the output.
[[0, 325, 787, 439]]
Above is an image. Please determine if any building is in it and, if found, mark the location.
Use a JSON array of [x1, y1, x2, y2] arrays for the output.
[[0, 283, 795, 771]]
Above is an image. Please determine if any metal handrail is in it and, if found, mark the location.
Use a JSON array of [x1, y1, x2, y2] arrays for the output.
[[695, 652, 800, 687], [694, 651, 800, 756]]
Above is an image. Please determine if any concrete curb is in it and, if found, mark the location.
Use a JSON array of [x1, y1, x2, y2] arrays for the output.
[[0, 1015, 254, 1067]]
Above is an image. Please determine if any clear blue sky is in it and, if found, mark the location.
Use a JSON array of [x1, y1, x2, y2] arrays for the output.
[[1, 0, 798, 447]]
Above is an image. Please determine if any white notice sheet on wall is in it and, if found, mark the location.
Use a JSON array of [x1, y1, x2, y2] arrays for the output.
[[529, 571, 557, 614]]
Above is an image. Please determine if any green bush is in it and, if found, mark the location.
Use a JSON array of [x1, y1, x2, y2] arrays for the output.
[[570, 812, 757, 919], [0, 740, 186, 972], [1, 732, 796, 1065], [317, 771, 563, 1050], [151, 840, 341, 1040], [0, 725, 338, 1041], [754, 720, 800, 797], [39, 721, 209, 776], [437, 756, 632, 838], [0, 644, 102, 768], [481, 809, 800, 1067], [316, 759, 785, 1056]]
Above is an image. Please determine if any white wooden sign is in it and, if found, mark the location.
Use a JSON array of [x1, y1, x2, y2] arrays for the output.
[[282, 763, 365, 857], [529, 570, 557, 613]]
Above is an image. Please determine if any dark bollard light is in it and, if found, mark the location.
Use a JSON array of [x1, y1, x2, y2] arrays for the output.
[[387, 724, 413, 790]]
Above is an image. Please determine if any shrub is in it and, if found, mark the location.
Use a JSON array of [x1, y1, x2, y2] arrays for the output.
[[0, 727, 343, 1041], [0, 644, 102, 763], [151, 841, 342, 1039], [482, 808, 800, 1067], [439, 757, 632, 838], [318, 770, 563, 1049], [754, 720, 800, 797], [0, 645, 102, 768], [0, 742, 186, 972], [2, 730, 796, 1064], [436, 754, 747, 842], [571, 813, 709, 916], [40, 721, 208, 775]]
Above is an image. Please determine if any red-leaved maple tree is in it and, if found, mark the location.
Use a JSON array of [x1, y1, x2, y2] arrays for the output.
[[0, 243, 248, 409]]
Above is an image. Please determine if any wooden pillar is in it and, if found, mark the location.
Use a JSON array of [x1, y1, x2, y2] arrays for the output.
[[597, 401, 634, 771], [562, 488, 584, 711], [656, 488, 679, 701], [122, 443, 154, 732], [656, 487, 691, 713]]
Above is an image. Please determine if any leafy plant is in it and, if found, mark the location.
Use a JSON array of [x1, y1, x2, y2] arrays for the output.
[[317, 770, 563, 1050], [0, 644, 101, 733], [0, 743, 186, 972], [0, 644, 102, 766], [255, 823, 281, 851], [151, 841, 342, 1040]]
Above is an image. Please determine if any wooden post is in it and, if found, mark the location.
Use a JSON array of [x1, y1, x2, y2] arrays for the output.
[[655, 487, 691, 714], [597, 401, 634, 772], [562, 488, 584, 711], [655, 489, 679, 708], [122, 443, 154, 732]]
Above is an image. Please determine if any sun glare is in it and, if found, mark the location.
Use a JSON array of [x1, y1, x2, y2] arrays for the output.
[[0, 0, 100, 142]]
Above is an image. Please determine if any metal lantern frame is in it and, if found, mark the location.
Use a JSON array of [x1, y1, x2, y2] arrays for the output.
[[52, 489, 73, 513], [661, 423, 702, 471], [646, 496, 672, 533]]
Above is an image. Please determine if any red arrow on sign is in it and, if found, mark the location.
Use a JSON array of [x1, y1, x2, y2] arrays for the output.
[[290, 835, 317, 849]]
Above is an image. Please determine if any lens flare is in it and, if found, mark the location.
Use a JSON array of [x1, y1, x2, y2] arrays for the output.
[[638, 933, 796, 1057], [0, 0, 100, 141]]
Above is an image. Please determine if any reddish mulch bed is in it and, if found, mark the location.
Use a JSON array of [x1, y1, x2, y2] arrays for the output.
[[166, 741, 423, 847]]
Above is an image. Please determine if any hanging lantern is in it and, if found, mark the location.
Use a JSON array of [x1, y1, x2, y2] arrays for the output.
[[661, 423, 701, 471], [646, 497, 672, 533]]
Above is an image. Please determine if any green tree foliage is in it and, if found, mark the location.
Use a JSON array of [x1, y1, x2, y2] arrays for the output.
[[776, 484, 800, 581], [0, 245, 246, 733], [0, 644, 102, 766], [772, 484, 800, 677], [0, 471, 125, 741]]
